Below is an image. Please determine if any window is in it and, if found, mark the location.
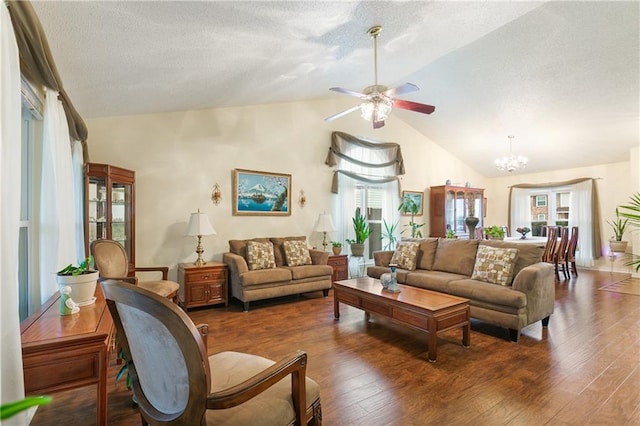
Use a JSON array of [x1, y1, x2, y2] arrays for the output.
[[535, 195, 547, 207], [354, 185, 385, 258], [537, 214, 546, 221], [19, 77, 44, 320]]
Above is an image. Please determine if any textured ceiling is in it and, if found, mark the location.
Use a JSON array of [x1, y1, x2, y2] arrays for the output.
[[31, 1, 639, 177]]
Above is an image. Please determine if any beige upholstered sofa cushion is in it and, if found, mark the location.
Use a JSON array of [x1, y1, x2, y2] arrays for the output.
[[471, 245, 519, 286], [246, 241, 276, 270], [270, 236, 306, 267], [480, 240, 543, 278], [283, 240, 312, 267], [207, 351, 320, 426], [401, 238, 439, 270], [229, 238, 270, 260], [432, 239, 479, 276], [390, 242, 420, 271]]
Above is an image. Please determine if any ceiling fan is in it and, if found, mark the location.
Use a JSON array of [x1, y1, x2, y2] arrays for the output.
[[325, 25, 435, 129]]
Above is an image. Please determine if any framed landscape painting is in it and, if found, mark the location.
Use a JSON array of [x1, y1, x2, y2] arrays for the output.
[[232, 169, 291, 216], [401, 191, 424, 216]]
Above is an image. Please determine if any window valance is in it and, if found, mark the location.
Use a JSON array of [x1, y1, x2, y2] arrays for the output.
[[5, 0, 89, 159], [325, 131, 404, 196]]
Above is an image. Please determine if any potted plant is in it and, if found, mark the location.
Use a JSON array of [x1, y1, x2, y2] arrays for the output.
[[617, 192, 640, 270], [56, 256, 99, 305], [381, 219, 398, 250], [607, 208, 629, 253], [446, 229, 457, 239], [398, 197, 423, 238], [330, 241, 343, 255], [346, 207, 370, 256], [485, 225, 505, 240]]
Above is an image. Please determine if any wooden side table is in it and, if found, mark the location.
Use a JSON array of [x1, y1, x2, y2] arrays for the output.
[[178, 262, 228, 309], [20, 285, 113, 426], [327, 254, 348, 282]]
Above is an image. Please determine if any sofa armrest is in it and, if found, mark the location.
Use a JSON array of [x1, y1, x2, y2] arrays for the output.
[[309, 249, 329, 265], [223, 252, 248, 275], [373, 250, 394, 267], [512, 262, 555, 323]]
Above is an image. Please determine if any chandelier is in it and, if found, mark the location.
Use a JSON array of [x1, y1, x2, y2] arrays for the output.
[[495, 135, 528, 172]]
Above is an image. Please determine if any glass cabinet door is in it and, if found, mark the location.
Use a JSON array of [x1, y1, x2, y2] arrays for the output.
[[111, 183, 132, 256], [87, 176, 107, 246]]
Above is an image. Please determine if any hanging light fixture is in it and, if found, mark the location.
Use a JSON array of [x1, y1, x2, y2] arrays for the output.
[[495, 135, 528, 172], [359, 26, 394, 125]]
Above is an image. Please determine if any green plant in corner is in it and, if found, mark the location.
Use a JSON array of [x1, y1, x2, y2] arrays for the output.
[[617, 193, 640, 271], [330, 241, 343, 248], [381, 219, 398, 250], [398, 196, 423, 238], [607, 208, 629, 242], [345, 207, 371, 245]]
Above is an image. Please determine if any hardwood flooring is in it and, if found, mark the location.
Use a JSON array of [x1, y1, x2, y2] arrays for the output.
[[30, 269, 639, 425]]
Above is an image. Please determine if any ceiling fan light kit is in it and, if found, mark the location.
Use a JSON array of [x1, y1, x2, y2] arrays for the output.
[[495, 135, 529, 173], [325, 25, 435, 129]]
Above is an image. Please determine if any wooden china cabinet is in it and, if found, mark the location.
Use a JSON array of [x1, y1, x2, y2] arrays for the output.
[[84, 163, 135, 271], [429, 185, 484, 238]]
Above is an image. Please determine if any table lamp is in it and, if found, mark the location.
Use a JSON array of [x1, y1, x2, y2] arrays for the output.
[[314, 213, 336, 251], [186, 209, 216, 266]]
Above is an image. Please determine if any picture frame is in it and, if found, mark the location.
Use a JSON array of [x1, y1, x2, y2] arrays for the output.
[[232, 168, 291, 216], [401, 191, 424, 216]]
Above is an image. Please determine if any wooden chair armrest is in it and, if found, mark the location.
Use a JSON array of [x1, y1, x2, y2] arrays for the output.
[[133, 266, 168, 280], [98, 276, 138, 285], [195, 323, 208, 348], [206, 350, 307, 419]]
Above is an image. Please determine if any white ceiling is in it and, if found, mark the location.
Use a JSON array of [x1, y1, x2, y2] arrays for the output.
[[32, 1, 639, 177]]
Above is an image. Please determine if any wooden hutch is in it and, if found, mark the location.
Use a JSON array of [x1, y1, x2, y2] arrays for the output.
[[429, 185, 484, 238]]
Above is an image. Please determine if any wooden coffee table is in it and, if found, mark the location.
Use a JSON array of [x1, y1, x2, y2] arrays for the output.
[[333, 277, 470, 362]]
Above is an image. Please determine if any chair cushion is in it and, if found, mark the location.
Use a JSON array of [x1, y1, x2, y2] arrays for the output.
[[207, 351, 320, 426], [138, 280, 180, 298], [246, 241, 276, 271], [471, 245, 519, 286], [283, 240, 312, 267], [390, 242, 420, 271]]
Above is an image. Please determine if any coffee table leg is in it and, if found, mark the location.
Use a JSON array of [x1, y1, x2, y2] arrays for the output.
[[428, 331, 437, 362], [334, 293, 340, 320], [462, 322, 470, 347]]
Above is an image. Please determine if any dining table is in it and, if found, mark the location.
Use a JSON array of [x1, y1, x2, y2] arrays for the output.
[[503, 236, 548, 247]]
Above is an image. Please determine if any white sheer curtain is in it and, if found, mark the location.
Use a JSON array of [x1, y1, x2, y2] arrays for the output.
[[569, 179, 595, 267], [38, 88, 78, 303], [1, 4, 27, 422], [510, 188, 531, 234], [72, 139, 85, 261]]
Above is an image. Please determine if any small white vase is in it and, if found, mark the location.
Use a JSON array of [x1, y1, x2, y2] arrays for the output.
[[56, 271, 99, 305]]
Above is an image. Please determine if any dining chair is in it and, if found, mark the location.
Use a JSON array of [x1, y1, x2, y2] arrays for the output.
[[101, 280, 322, 425], [565, 226, 579, 276], [474, 227, 485, 240], [553, 227, 570, 280], [91, 239, 180, 304], [542, 226, 558, 264], [501, 226, 511, 237]]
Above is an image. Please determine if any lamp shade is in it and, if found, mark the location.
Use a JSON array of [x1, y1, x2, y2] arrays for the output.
[[314, 213, 336, 233], [186, 211, 216, 236]]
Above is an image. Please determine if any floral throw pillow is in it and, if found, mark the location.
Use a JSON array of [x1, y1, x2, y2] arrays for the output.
[[283, 240, 312, 267], [471, 245, 519, 286], [246, 241, 276, 270], [389, 242, 420, 271]]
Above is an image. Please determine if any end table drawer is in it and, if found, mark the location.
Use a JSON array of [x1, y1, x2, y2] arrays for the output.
[[188, 270, 225, 283]]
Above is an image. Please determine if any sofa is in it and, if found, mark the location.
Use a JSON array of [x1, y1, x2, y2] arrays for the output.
[[366, 238, 555, 342], [223, 236, 333, 311]]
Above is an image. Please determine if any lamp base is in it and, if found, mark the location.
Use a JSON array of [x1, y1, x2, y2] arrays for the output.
[[193, 235, 206, 267]]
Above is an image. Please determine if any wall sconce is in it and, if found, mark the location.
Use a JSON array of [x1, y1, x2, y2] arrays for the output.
[[211, 183, 222, 205], [299, 190, 306, 207]]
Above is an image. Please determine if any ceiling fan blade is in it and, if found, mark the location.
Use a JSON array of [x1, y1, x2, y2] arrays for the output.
[[394, 99, 436, 115], [383, 82, 419, 97], [330, 87, 366, 98], [373, 120, 385, 129], [324, 105, 361, 122]]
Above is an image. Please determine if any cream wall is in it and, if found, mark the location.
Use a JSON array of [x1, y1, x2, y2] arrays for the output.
[[86, 98, 486, 280], [484, 159, 638, 273]]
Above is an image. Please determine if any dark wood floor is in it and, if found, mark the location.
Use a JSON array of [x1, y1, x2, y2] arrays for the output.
[[31, 270, 639, 425]]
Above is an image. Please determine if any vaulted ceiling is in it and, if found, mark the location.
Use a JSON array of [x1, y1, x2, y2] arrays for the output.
[[32, 1, 639, 177]]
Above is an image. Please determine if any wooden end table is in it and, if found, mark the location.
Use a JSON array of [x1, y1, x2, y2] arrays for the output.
[[178, 262, 228, 309], [333, 277, 470, 362]]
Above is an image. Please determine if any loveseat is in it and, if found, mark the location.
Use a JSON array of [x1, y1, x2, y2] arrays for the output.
[[366, 238, 555, 342], [223, 236, 333, 311]]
